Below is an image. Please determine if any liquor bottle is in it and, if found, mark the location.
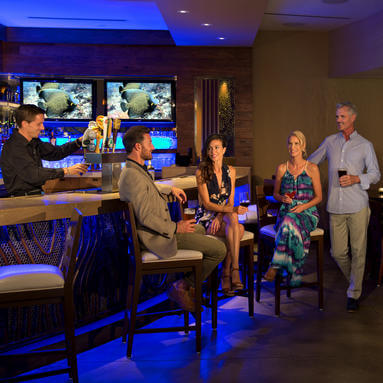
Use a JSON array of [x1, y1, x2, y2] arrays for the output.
[[50, 130, 56, 146]]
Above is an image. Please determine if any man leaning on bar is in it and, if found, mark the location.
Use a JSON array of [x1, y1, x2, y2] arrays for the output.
[[0, 104, 88, 197]]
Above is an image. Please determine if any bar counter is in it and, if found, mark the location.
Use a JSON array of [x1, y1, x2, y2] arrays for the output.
[[0, 190, 122, 226], [0, 167, 251, 226]]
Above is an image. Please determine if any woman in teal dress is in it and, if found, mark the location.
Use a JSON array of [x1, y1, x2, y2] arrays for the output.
[[264, 130, 322, 286]]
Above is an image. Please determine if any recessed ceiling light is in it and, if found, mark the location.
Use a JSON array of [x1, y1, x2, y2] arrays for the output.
[[202, 23, 211, 27], [177, 10, 189, 14], [217, 37, 225, 40], [322, 0, 348, 4]]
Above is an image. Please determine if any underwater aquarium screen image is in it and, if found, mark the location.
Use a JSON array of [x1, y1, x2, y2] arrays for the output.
[[21, 79, 94, 120], [105, 81, 175, 121]]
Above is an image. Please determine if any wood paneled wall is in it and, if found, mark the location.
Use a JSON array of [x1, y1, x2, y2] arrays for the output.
[[252, 31, 383, 186], [252, 31, 383, 228], [329, 9, 383, 77], [1, 43, 253, 166]]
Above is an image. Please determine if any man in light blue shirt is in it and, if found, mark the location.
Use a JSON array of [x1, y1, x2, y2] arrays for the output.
[[309, 102, 380, 312]]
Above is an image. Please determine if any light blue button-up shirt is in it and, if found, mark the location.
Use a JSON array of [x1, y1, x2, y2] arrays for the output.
[[308, 131, 380, 214]]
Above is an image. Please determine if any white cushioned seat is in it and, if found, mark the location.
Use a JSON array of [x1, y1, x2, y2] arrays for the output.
[[241, 230, 254, 241], [206, 230, 254, 243], [142, 249, 203, 263], [310, 227, 324, 236], [0, 264, 64, 293], [259, 224, 324, 239], [259, 224, 276, 238]]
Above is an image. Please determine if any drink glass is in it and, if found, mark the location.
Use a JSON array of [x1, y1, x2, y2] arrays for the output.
[[338, 169, 347, 187], [183, 208, 195, 220], [338, 168, 347, 178], [239, 192, 250, 207], [239, 192, 250, 221]]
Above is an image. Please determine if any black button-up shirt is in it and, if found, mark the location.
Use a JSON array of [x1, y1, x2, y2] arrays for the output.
[[0, 130, 81, 196]]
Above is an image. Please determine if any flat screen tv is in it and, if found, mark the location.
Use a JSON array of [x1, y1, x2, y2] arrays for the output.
[[20, 78, 95, 120], [105, 80, 176, 121]]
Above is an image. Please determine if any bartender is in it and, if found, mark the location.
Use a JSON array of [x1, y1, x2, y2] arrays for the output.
[[0, 104, 89, 196]]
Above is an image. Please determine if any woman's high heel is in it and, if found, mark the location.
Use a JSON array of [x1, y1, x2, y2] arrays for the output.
[[264, 267, 278, 282], [221, 274, 235, 296], [231, 268, 244, 291]]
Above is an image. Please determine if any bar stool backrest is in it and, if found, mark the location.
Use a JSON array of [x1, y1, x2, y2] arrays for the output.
[[59, 208, 83, 290], [123, 202, 143, 268], [255, 181, 279, 229]]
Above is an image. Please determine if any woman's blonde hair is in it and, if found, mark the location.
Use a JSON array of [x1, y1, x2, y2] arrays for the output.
[[287, 130, 307, 158]]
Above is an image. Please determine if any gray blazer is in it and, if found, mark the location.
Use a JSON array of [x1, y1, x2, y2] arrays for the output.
[[118, 159, 177, 258]]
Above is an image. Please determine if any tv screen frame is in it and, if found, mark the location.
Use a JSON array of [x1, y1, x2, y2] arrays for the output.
[[20, 78, 96, 121], [104, 79, 176, 122]]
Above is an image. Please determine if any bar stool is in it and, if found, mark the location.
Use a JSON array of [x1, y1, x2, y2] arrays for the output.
[[255, 181, 324, 316], [0, 208, 83, 382], [207, 229, 255, 317], [121, 202, 204, 357]]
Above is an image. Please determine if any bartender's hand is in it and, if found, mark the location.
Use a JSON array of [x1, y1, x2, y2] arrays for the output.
[[171, 186, 187, 204], [340, 174, 360, 187], [176, 219, 196, 233], [64, 163, 89, 176]]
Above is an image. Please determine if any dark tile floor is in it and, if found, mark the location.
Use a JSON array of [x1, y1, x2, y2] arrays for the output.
[[22, 248, 383, 382]]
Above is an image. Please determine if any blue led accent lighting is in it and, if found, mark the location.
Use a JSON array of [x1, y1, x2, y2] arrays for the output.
[[120, 121, 176, 128], [113, 132, 177, 150], [40, 136, 80, 145], [42, 155, 84, 169], [38, 132, 176, 169], [115, 135, 124, 150], [42, 121, 90, 128], [151, 136, 177, 150], [56, 137, 71, 145], [145, 153, 175, 170]]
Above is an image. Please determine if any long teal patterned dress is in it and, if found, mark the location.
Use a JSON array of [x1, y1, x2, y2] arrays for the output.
[[271, 161, 319, 286]]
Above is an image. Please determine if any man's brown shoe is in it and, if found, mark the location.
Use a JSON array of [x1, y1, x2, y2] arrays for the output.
[[168, 280, 195, 312], [188, 287, 204, 312]]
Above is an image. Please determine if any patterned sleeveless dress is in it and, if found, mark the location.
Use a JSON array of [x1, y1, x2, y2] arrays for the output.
[[271, 161, 319, 286], [195, 164, 232, 229]]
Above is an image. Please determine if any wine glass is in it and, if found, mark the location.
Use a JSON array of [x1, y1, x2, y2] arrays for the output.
[[239, 192, 250, 221], [239, 192, 250, 207]]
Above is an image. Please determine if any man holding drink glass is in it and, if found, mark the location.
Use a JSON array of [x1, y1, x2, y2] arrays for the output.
[[309, 102, 380, 312]]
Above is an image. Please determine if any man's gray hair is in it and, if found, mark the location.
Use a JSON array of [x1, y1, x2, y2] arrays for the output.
[[336, 102, 358, 117]]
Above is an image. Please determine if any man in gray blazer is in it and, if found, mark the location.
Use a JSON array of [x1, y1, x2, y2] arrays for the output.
[[119, 125, 226, 312]]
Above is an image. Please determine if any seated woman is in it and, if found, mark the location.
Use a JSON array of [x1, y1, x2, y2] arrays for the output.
[[195, 134, 248, 295], [264, 130, 322, 286]]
